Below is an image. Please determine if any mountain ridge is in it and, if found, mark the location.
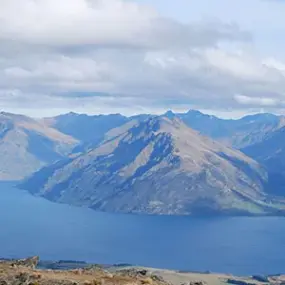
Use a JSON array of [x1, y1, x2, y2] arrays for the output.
[[1, 109, 284, 182], [20, 115, 279, 216]]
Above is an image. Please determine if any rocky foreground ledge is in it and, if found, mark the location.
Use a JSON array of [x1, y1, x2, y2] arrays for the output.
[[0, 257, 285, 285]]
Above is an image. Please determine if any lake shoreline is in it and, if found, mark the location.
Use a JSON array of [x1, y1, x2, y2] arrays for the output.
[[2, 257, 284, 277], [3, 181, 285, 218], [0, 257, 284, 285]]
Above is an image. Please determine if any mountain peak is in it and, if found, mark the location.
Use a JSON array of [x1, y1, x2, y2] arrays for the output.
[[163, 110, 176, 119], [130, 115, 187, 139], [186, 109, 204, 116]]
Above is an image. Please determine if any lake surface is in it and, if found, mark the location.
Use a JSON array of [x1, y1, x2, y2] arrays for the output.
[[1, 182, 285, 276]]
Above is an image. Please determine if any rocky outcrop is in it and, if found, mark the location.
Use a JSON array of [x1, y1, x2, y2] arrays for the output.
[[227, 279, 256, 285], [11, 256, 39, 269], [0, 258, 169, 285]]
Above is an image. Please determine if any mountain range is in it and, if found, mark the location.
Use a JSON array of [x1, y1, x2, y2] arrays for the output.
[[2, 109, 285, 215]]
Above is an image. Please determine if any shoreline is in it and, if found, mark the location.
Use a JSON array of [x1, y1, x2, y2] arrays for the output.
[[3, 181, 284, 218], [1, 181, 285, 218], [1, 257, 284, 285], [1, 256, 285, 278]]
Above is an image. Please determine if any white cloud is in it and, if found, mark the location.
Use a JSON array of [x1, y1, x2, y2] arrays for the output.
[[234, 94, 280, 107], [0, 0, 154, 47], [0, 0, 247, 49], [0, 0, 285, 116], [204, 49, 267, 81]]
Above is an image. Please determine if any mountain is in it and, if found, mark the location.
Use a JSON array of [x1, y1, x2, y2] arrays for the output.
[[45, 112, 151, 153], [45, 112, 129, 144], [45, 110, 282, 151], [0, 112, 78, 180], [20, 115, 278, 216], [178, 111, 282, 149], [0, 109, 283, 185], [242, 122, 285, 197]]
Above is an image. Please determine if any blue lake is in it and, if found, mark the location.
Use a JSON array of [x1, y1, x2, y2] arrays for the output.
[[1, 182, 285, 276]]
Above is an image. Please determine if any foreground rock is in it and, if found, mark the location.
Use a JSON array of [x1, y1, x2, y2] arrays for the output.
[[11, 256, 39, 269], [2, 257, 285, 285], [0, 257, 169, 285]]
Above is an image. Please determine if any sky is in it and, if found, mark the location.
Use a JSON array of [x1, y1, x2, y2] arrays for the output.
[[1, 0, 285, 118]]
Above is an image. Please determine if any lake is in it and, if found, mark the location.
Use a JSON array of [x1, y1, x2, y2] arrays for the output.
[[0, 182, 285, 276]]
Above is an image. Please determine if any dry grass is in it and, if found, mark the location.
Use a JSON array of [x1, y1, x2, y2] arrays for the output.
[[0, 260, 168, 285]]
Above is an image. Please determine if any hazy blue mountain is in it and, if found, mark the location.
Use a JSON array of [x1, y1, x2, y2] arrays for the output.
[[46, 112, 129, 144], [0, 112, 78, 180], [242, 122, 285, 197], [21, 115, 280, 216], [243, 126, 285, 170], [46, 112, 151, 153], [178, 111, 282, 149], [45, 110, 282, 151]]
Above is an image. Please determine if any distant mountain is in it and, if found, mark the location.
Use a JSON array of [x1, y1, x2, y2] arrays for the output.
[[45, 112, 151, 153], [44, 112, 129, 147], [243, 126, 285, 171], [242, 122, 285, 197], [20, 115, 279, 216], [0, 112, 78, 180], [178, 111, 282, 149], [44, 110, 283, 151]]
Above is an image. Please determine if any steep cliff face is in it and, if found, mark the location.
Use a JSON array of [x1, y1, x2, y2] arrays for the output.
[[21, 116, 272, 215]]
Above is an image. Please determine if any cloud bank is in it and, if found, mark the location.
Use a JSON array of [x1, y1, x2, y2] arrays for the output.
[[1, 0, 285, 117]]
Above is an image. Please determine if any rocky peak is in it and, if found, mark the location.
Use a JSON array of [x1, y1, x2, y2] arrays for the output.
[[164, 110, 176, 119]]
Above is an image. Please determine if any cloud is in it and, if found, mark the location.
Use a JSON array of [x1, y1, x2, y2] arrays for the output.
[[0, 0, 247, 49], [0, 0, 284, 117], [234, 94, 280, 107]]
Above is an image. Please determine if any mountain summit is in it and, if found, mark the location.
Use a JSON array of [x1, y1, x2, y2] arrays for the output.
[[21, 116, 273, 215]]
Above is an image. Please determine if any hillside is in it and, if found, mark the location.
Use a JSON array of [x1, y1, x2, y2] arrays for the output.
[[45, 113, 129, 145], [0, 112, 78, 180], [242, 124, 285, 196], [45, 113, 151, 153], [20, 116, 277, 216]]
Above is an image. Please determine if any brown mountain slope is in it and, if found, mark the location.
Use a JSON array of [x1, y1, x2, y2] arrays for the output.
[[0, 112, 78, 180], [20, 116, 278, 216]]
